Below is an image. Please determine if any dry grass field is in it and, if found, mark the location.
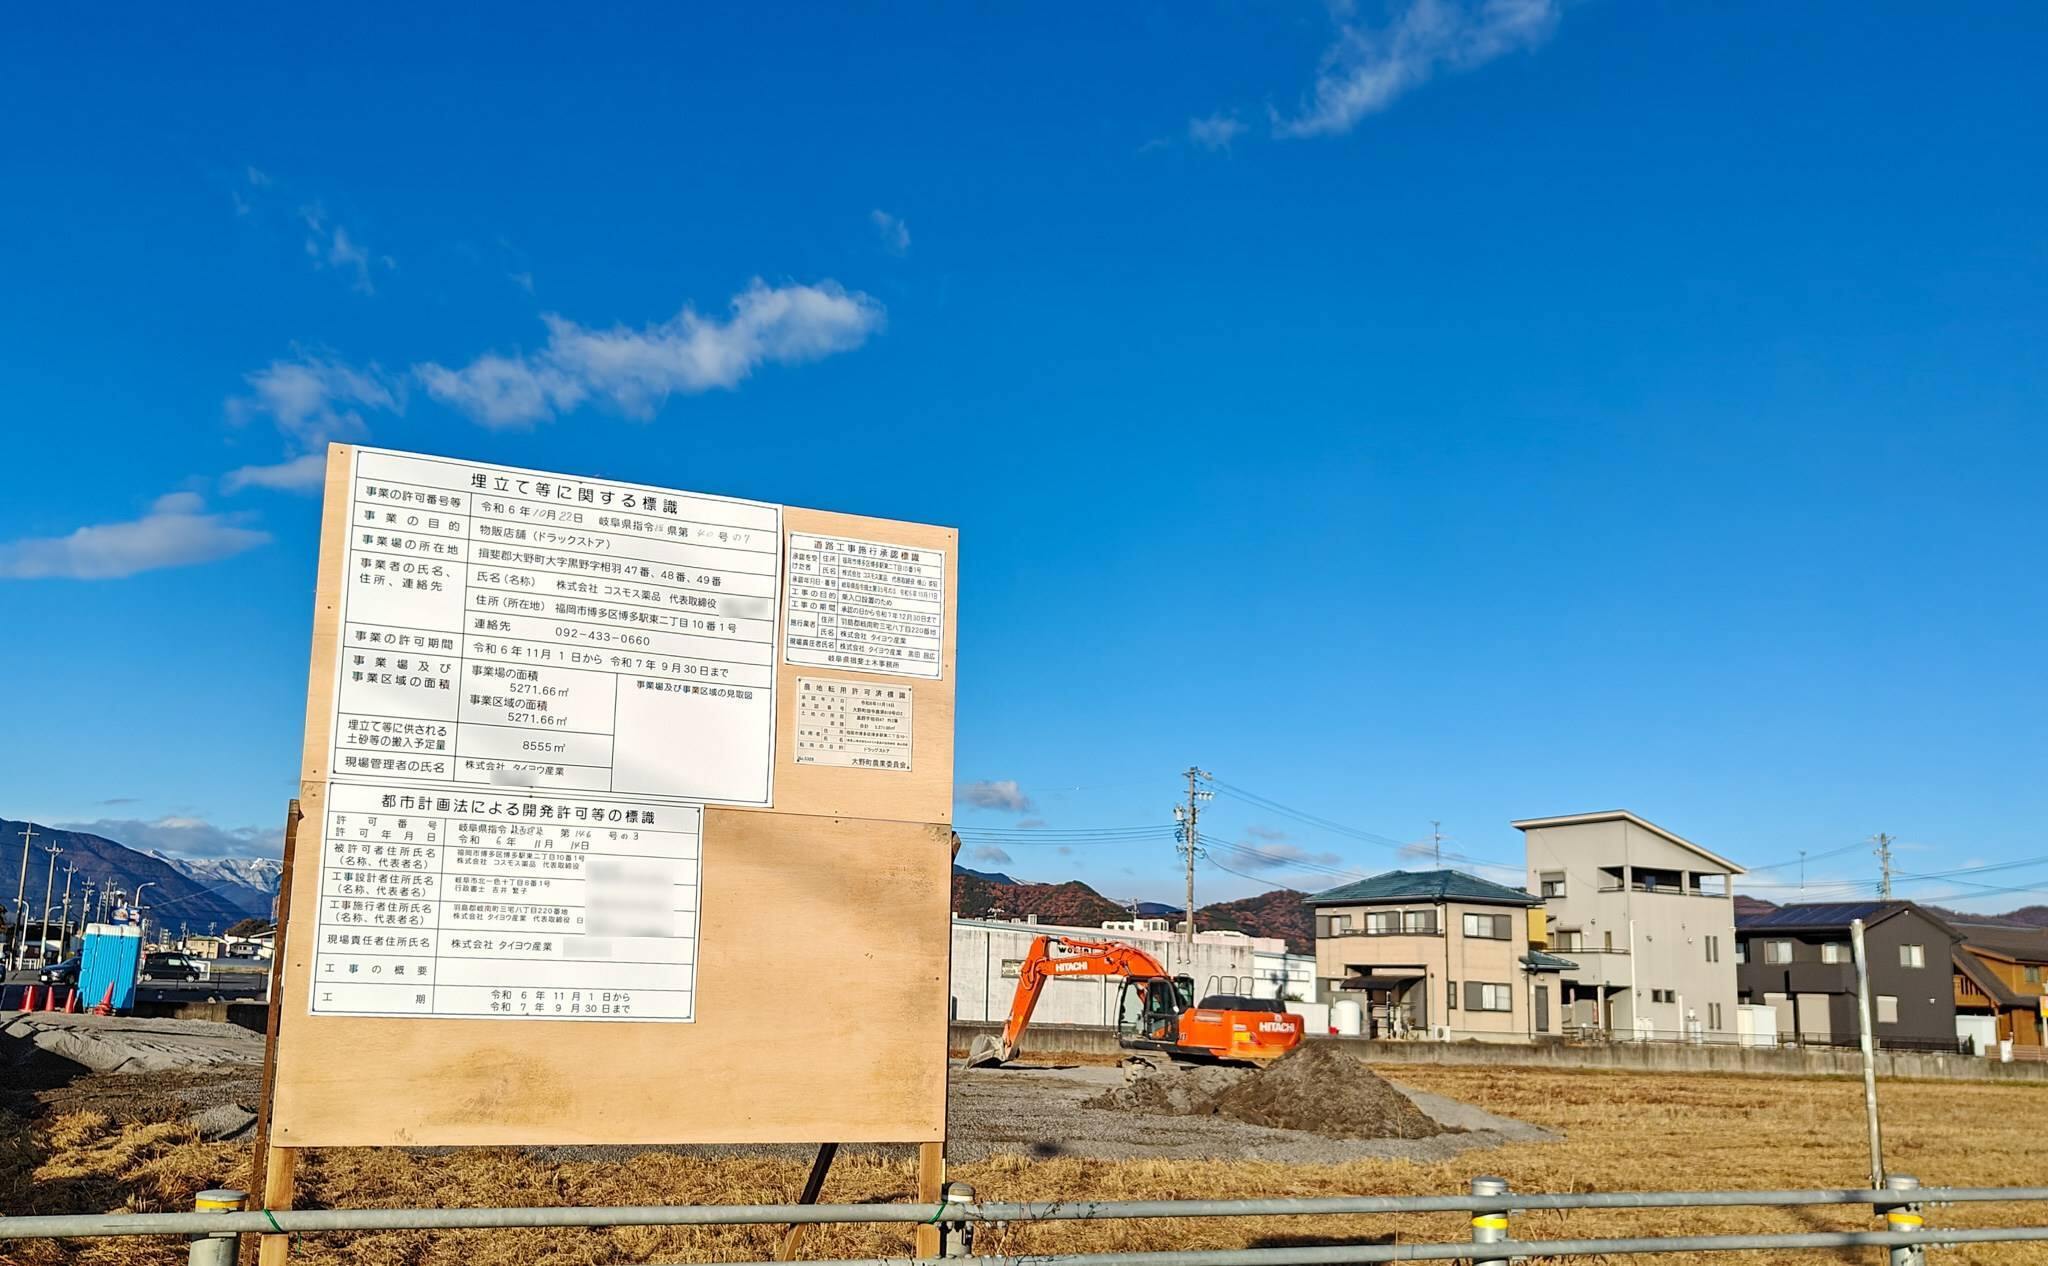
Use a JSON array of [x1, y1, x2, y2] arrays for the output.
[[5, 1063, 2045, 1265]]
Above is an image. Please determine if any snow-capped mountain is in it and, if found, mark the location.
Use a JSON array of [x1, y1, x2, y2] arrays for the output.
[[148, 851, 284, 917]]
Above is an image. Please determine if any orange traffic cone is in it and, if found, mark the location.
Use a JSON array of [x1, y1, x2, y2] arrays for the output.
[[90, 983, 116, 1016], [40, 986, 56, 1012], [64, 988, 79, 1013], [22, 986, 38, 1011]]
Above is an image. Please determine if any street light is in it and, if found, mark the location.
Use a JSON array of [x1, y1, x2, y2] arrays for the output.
[[133, 881, 158, 947]]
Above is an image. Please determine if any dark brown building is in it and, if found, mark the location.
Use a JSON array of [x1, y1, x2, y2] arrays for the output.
[[1735, 901, 1961, 1051]]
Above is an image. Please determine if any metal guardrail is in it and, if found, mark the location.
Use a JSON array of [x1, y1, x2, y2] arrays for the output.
[[5, 1176, 2048, 1265]]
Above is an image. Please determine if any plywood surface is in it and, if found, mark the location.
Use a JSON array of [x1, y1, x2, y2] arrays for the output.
[[270, 445, 956, 1147]]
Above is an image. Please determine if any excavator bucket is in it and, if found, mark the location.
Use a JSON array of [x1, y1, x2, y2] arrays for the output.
[[964, 1034, 1007, 1068]]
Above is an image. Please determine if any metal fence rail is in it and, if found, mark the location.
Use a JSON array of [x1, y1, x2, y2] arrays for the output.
[[7, 1178, 2047, 1263]]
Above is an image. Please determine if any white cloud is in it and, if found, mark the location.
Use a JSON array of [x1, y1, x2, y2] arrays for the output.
[[60, 815, 282, 860], [226, 354, 402, 449], [0, 492, 270, 580], [960, 779, 1035, 814], [1275, 0, 1558, 138], [967, 844, 1013, 865], [222, 453, 328, 494], [246, 166, 272, 188], [1230, 838, 1345, 870], [870, 209, 911, 255], [1188, 113, 1248, 150], [300, 205, 386, 293], [418, 279, 885, 428]]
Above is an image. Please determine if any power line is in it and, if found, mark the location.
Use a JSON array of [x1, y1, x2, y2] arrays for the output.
[[1173, 767, 1212, 944]]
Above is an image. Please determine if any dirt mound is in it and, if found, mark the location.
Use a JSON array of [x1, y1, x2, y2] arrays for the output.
[[1085, 1044, 1452, 1141], [1088, 1062, 1245, 1114], [1209, 1043, 1450, 1139]]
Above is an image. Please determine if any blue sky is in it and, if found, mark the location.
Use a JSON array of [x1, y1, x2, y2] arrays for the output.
[[2, 3, 2044, 912]]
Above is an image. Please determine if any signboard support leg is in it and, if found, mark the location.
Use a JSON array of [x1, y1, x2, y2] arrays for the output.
[[774, 1142, 841, 1260], [246, 798, 302, 1265], [913, 1140, 945, 1258], [256, 1145, 297, 1266]]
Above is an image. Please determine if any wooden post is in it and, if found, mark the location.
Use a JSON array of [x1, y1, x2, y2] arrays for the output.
[[256, 1145, 297, 1266], [774, 1142, 840, 1261], [913, 1140, 946, 1258], [247, 799, 302, 1265]]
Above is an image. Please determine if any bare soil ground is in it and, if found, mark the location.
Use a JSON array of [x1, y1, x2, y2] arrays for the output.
[[6, 1026, 2048, 1265]]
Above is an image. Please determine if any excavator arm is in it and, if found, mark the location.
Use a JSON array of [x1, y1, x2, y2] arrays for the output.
[[966, 935, 1172, 1067]]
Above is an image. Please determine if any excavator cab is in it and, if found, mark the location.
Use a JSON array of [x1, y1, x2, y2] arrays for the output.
[[1115, 975, 1196, 1048]]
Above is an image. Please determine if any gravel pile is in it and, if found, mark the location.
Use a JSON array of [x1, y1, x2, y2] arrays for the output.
[[1087, 1043, 1455, 1140]]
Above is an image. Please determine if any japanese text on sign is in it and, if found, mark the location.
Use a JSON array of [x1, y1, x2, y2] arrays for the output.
[[793, 677, 913, 770], [329, 446, 780, 807], [784, 533, 945, 679], [311, 781, 703, 1022]]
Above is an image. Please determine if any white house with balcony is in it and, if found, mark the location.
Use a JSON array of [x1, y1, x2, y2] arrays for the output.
[[1516, 810, 1744, 1039]]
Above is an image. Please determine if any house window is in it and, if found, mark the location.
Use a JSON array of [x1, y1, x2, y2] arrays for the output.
[[1708, 1002, 1723, 1030], [1554, 929, 1582, 952], [1604, 930, 1615, 951], [1821, 943, 1849, 964], [1402, 909, 1436, 934], [1461, 913, 1511, 940], [1464, 982, 1512, 1012], [1765, 941, 1793, 964], [1365, 911, 1397, 935], [2027, 966, 2042, 986], [1540, 872, 1566, 898], [1447, 980, 1458, 1010], [1899, 944, 1925, 968], [1876, 995, 1899, 1025], [1735, 939, 1748, 965], [1705, 935, 1720, 963], [1650, 988, 1674, 1004]]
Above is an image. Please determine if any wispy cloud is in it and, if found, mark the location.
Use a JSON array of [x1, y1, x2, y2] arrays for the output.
[[1188, 113, 1248, 150], [418, 279, 884, 428], [226, 354, 402, 450], [300, 204, 389, 294], [1275, 0, 1559, 139], [870, 209, 911, 256], [1228, 837, 1345, 871], [222, 453, 328, 494], [61, 815, 282, 860], [967, 844, 1013, 865], [959, 779, 1035, 814], [0, 492, 270, 580]]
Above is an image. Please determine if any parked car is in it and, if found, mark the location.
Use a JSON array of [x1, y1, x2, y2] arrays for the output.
[[38, 957, 79, 986], [139, 951, 207, 982]]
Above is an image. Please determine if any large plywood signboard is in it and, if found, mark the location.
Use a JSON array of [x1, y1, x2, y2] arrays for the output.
[[271, 444, 956, 1146]]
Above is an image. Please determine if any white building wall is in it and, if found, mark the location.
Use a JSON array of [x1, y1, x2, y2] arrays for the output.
[[1253, 949, 1318, 1002], [950, 918, 1277, 1026]]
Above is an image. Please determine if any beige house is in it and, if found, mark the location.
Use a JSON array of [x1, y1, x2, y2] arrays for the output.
[[1516, 810, 1743, 1039], [1308, 869, 1571, 1042]]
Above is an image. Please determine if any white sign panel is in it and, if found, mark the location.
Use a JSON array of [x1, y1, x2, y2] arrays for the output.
[[784, 532, 946, 679], [793, 677, 913, 770], [328, 446, 780, 807], [311, 781, 702, 1021]]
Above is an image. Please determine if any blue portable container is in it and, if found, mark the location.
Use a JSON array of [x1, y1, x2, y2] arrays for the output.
[[79, 922, 142, 1012]]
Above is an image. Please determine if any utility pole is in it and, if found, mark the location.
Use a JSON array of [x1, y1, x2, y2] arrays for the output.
[[1172, 767, 1213, 946], [1872, 833, 1895, 901], [11, 823, 37, 970], [59, 865, 75, 952], [36, 846, 61, 966], [1798, 849, 1806, 898], [1431, 821, 1444, 869]]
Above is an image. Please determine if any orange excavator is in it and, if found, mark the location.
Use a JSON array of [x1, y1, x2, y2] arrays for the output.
[[964, 933, 1305, 1068]]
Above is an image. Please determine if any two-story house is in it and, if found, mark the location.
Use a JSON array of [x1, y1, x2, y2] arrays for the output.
[[1516, 811, 1743, 1038], [1307, 869, 1571, 1042], [1950, 921, 2048, 1053], [1734, 901, 1961, 1050]]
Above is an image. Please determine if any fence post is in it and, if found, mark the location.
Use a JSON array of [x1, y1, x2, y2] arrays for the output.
[[188, 1188, 245, 1266], [940, 1181, 975, 1258], [1883, 1174, 1925, 1266], [1469, 1176, 1509, 1262]]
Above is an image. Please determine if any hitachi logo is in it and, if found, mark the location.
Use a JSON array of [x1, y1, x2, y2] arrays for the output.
[[1053, 961, 1092, 973], [1258, 1021, 1298, 1034]]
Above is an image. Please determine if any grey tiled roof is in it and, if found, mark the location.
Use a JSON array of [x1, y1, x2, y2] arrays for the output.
[[1307, 868, 1539, 908]]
